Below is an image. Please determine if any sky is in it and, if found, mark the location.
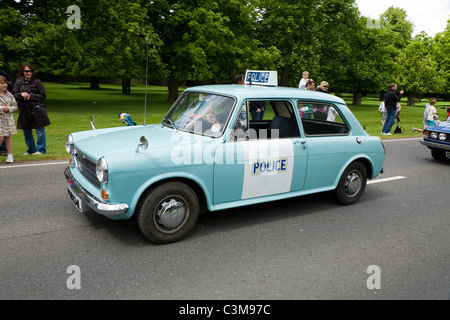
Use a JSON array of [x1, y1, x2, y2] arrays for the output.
[[354, 0, 450, 37]]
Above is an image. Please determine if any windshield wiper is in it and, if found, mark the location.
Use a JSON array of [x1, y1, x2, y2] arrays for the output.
[[162, 117, 177, 131]]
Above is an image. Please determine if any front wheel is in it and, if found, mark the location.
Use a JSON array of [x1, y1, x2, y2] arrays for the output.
[[332, 161, 367, 205], [431, 149, 447, 161], [136, 182, 199, 244]]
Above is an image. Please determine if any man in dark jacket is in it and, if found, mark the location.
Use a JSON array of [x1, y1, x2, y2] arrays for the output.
[[382, 83, 404, 135]]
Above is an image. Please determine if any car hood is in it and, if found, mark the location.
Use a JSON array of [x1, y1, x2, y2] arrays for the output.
[[427, 120, 450, 133], [72, 124, 217, 161]]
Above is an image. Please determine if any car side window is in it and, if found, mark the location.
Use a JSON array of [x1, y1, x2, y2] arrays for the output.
[[297, 101, 350, 136], [230, 100, 300, 141]]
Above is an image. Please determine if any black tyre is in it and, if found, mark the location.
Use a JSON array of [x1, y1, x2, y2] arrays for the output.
[[136, 182, 199, 244], [332, 161, 367, 205], [431, 149, 447, 161]]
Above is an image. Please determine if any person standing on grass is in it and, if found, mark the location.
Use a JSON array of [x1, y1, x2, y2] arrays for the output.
[[0, 75, 17, 164], [0, 69, 12, 156], [425, 98, 438, 127], [13, 62, 50, 155], [382, 83, 404, 135]]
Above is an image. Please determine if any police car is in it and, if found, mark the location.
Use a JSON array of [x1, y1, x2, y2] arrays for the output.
[[64, 71, 385, 244]]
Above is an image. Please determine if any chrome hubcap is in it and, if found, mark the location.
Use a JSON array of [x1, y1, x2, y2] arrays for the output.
[[344, 171, 362, 196], [155, 198, 188, 232]]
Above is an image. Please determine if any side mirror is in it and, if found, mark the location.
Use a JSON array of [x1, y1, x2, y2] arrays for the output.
[[136, 136, 148, 152]]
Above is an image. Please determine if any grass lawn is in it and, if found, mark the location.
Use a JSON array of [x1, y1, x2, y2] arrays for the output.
[[4, 82, 445, 163]]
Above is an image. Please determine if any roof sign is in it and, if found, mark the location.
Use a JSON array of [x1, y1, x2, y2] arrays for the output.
[[244, 70, 278, 86]]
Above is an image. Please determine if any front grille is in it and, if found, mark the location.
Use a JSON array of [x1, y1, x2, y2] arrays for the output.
[[74, 148, 101, 188]]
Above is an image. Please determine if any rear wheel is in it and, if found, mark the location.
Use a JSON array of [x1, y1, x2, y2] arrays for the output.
[[136, 182, 199, 244], [332, 161, 367, 205]]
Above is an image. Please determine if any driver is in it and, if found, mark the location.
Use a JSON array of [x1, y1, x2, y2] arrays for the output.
[[185, 103, 233, 134]]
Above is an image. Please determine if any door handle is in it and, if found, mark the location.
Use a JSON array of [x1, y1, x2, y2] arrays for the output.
[[294, 140, 307, 149]]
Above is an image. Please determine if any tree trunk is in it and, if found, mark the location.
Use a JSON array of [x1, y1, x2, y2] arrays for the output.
[[280, 65, 290, 87], [122, 78, 131, 94], [90, 76, 100, 89], [167, 73, 179, 103], [407, 95, 416, 106], [352, 91, 363, 105]]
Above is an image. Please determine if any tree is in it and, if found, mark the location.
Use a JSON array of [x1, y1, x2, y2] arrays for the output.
[[380, 6, 413, 49], [256, 0, 323, 87], [396, 32, 447, 105], [0, 6, 27, 79], [1, 0, 161, 93], [432, 19, 450, 96], [146, 0, 280, 102], [67, 0, 161, 92]]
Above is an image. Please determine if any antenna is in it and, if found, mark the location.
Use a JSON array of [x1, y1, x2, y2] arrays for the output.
[[143, 37, 149, 126]]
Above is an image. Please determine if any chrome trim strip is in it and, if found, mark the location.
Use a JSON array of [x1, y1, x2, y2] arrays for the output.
[[65, 167, 129, 215], [420, 139, 450, 151]]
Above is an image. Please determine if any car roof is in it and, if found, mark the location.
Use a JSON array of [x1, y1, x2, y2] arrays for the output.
[[185, 84, 346, 104]]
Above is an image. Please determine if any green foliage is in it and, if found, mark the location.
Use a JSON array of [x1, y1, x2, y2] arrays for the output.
[[396, 33, 447, 96], [0, 0, 448, 101]]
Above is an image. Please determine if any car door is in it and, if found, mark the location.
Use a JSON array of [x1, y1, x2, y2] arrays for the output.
[[213, 99, 308, 204], [296, 101, 353, 189]]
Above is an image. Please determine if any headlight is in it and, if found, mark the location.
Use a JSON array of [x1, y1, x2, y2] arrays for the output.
[[96, 157, 108, 183], [438, 133, 447, 141], [65, 135, 74, 154], [430, 132, 438, 139]]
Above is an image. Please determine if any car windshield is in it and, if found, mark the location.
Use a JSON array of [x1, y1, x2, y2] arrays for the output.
[[163, 91, 235, 137]]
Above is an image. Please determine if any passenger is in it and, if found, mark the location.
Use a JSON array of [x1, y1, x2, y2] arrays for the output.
[[250, 101, 265, 120]]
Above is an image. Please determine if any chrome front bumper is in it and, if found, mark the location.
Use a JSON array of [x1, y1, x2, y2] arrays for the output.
[[64, 167, 129, 216], [420, 139, 450, 151]]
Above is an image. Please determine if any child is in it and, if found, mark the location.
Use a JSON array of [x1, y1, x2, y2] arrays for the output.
[[426, 98, 438, 127], [378, 101, 387, 128], [0, 75, 17, 163], [298, 71, 309, 90]]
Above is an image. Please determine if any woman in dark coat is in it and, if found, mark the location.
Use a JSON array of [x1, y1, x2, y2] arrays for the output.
[[13, 62, 50, 154]]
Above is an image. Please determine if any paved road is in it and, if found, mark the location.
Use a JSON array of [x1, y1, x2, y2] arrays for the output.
[[0, 138, 449, 301]]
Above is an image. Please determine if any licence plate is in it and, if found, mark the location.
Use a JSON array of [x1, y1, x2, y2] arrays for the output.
[[68, 187, 83, 212]]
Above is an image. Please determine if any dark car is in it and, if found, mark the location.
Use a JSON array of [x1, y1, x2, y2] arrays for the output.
[[420, 119, 450, 161]]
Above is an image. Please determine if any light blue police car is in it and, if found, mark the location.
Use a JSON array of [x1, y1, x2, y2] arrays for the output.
[[65, 71, 385, 243]]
